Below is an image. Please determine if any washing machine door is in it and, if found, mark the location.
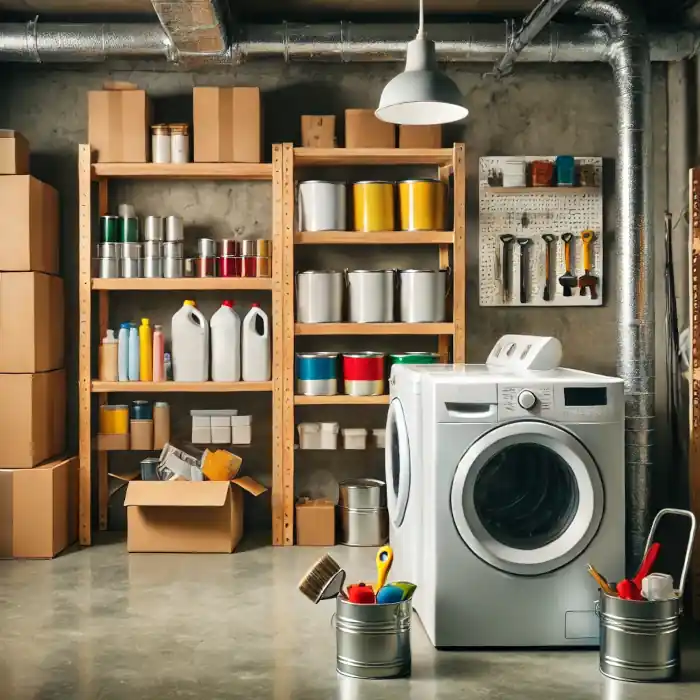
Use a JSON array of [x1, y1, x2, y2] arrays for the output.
[[385, 398, 411, 528], [450, 421, 604, 576]]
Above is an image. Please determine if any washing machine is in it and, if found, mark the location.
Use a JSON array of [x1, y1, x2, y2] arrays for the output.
[[416, 336, 625, 648]]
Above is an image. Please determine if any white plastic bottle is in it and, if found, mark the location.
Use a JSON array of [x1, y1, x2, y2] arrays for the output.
[[118, 323, 130, 382], [128, 323, 140, 381], [171, 300, 209, 382], [242, 303, 271, 381], [211, 300, 242, 382]]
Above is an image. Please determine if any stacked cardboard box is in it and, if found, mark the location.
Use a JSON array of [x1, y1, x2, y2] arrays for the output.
[[0, 131, 75, 559]]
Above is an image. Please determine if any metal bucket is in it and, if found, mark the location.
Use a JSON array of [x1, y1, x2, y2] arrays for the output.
[[398, 178, 447, 231], [399, 269, 447, 322], [296, 271, 344, 323], [335, 597, 411, 679], [347, 270, 394, 323], [298, 181, 347, 232], [353, 181, 395, 232], [597, 508, 696, 682]]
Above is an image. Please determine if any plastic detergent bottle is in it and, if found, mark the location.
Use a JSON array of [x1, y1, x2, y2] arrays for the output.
[[118, 322, 130, 382], [211, 300, 241, 382], [152, 325, 165, 382], [242, 303, 270, 381], [127, 323, 140, 381], [171, 300, 209, 382], [98, 329, 118, 381], [139, 318, 153, 382]]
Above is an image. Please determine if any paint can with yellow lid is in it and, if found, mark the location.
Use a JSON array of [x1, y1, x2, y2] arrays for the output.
[[398, 179, 447, 231], [353, 181, 395, 232]]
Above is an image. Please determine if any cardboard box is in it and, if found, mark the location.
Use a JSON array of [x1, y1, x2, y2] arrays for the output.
[[0, 369, 65, 468], [301, 116, 336, 148], [97, 433, 129, 451], [296, 498, 335, 546], [345, 109, 395, 148], [399, 125, 442, 149], [0, 130, 29, 175], [0, 456, 77, 558], [0, 272, 64, 373], [193, 87, 262, 163], [124, 478, 266, 553], [0, 175, 58, 274], [88, 83, 149, 163], [130, 420, 153, 450]]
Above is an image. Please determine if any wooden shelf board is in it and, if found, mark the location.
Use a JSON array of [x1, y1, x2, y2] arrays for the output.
[[92, 162, 272, 181], [294, 394, 390, 405], [92, 278, 272, 291], [295, 322, 454, 336], [92, 381, 273, 393], [486, 186, 599, 195], [293, 148, 454, 166], [295, 230, 454, 244]]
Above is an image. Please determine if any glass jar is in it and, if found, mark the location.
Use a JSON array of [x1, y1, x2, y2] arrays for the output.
[[170, 123, 190, 164], [151, 124, 171, 164]]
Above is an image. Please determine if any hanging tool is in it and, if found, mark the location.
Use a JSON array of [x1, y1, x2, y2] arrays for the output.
[[374, 545, 393, 592], [517, 237, 531, 304], [499, 234, 515, 303], [578, 230, 599, 299], [542, 233, 556, 302], [558, 233, 577, 297]]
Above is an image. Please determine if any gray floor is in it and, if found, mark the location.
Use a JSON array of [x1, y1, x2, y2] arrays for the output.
[[1, 538, 699, 700]]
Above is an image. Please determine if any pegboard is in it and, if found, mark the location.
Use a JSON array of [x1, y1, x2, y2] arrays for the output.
[[479, 156, 604, 307]]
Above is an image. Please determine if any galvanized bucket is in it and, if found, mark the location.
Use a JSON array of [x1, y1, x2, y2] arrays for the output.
[[335, 597, 411, 679], [597, 508, 696, 682]]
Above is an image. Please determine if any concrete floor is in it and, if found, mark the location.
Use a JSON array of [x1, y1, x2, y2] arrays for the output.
[[1, 539, 699, 700]]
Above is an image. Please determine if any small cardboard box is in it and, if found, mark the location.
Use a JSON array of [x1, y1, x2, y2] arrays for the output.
[[345, 109, 395, 148], [0, 456, 78, 559], [130, 419, 153, 450], [97, 433, 129, 451], [0, 130, 30, 175], [0, 369, 66, 468], [193, 87, 262, 163], [301, 116, 335, 148], [0, 272, 64, 373], [124, 478, 267, 553], [0, 175, 58, 274], [399, 125, 442, 149], [296, 498, 335, 546], [88, 82, 150, 163]]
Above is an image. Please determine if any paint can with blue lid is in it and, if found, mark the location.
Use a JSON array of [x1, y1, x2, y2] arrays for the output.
[[296, 352, 339, 396]]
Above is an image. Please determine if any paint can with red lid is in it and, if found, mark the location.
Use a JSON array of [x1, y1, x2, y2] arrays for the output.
[[342, 352, 385, 396]]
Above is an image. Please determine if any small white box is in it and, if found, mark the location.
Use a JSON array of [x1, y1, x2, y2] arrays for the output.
[[192, 416, 211, 428], [231, 415, 252, 426], [373, 428, 386, 449], [232, 425, 252, 445], [211, 425, 232, 444], [342, 428, 367, 450], [191, 426, 212, 444], [319, 422, 339, 450], [211, 415, 231, 428], [298, 422, 321, 449], [502, 160, 526, 188]]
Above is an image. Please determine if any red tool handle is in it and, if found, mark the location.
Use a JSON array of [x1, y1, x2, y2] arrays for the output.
[[347, 583, 376, 604], [633, 542, 660, 588]]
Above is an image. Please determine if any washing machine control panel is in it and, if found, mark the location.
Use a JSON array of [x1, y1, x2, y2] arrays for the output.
[[498, 384, 620, 421]]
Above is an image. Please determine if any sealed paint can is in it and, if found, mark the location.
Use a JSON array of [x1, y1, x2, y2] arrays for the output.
[[119, 217, 139, 243], [296, 270, 343, 323], [398, 179, 447, 231], [163, 241, 184, 259], [196, 257, 216, 278], [220, 239, 240, 257], [353, 181, 394, 232], [198, 238, 217, 258], [347, 270, 395, 323], [399, 269, 447, 322], [298, 180, 347, 232], [118, 203, 135, 219], [184, 258, 196, 277], [241, 257, 257, 278], [255, 239, 271, 257], [241, 240, 257, 257], [98, 257, 119, 278], [140, 457, 160, 481], [120, 257, 142, 278], [338, 479, 389, 547], [98, 242, 119, 259], [165, 215, 184, 242], [256, 257, 271, 278], [144, 216, 165, 241], [143, 240, 163, 258], [131, 400, 152, 420], [389, 352, 440, 368], [143, 257, 163, 278], [296, 352, 338, 396], [218, 256, 241, 278], [343, 352, 385, 396], [120, 243, 142, 259], [164, 257, 184, 278], [100, 215, 119, 243]]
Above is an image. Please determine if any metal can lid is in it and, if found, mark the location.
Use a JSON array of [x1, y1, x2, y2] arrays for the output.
[[154, 401, 169, 408], [354, 180, 394, 185], [398, 178, 443, 184], [343, 352, 385, 359], [296, 352, 339, 359]]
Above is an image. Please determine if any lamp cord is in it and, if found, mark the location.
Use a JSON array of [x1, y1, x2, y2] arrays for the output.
[[418, 0, 425, 37]]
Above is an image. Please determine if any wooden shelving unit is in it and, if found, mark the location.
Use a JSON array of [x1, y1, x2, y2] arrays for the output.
[[279, 143, 466, 545], [78, 145, 284, 546]]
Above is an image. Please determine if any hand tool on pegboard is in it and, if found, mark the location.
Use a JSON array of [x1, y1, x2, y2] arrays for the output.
[[578, 230, 599, 300], [559, 233, 577, 298], [499, 234, 515, 303], [541, 233, 556, 302], [517, 237, 531, 304]]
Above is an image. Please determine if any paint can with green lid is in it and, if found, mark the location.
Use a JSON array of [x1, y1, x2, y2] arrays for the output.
[[389, 352, 440, 368]]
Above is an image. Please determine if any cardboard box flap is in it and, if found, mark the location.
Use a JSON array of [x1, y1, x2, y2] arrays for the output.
[[124, 481, 231, 508], [231, 476, 267, 497]]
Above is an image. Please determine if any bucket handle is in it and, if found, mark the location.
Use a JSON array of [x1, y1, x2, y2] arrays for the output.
[[644, 508, 697, 597]]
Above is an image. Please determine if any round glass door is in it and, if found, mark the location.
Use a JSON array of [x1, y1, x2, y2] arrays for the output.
[[385, 399, 411, 528], [450, 421, 604, 575]]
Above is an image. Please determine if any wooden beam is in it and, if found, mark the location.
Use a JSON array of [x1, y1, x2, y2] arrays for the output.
[[452, 143, 467, 363]]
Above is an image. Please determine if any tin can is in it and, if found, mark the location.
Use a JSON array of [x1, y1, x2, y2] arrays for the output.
[[220, 239, 240, 257], [296, 271, 343, 323], [151, 124, 171, 164], [164, 257, 184, 278], [165, 215, 184, 242], [298, 181, 347, 232], [296, 352, 339, 396], [218, 256, 241, 278], [196, 257, 216, 278], [99, 405, 129, 434], [337, 478, 389, 547], [143, 240, 163, 258], [555, 155, 576, 186], [531, 160, 555, 187], [98, 242, 119, 259], [144, 216, 165, 241], [347, 270, 395, 323], [353, 181, 394, 232], [389, 352, 440, 368], [140, 457, 160, 481], [163, 241, 184, 258], [198, 238, 217, 258], [120, 257, 142, 278], [398, 179, 446, 231], [118, 203, 135, 219], [241, 240, 257, 257], [241, 257, 257, 278], [131, 400, 152, 420], [185, 258, 196, 277], [399, 269, 447, 322], [100, 215, 119, 243], [143, 257, 163, 278], [119, 217, 139, 243], [169, 123, 189, 164], [343, 352, 385, 396], [256, 257, 271, 278], [98, 257, 119, 278], [255, 239, 271, 257], [120, 243, 142, 259]]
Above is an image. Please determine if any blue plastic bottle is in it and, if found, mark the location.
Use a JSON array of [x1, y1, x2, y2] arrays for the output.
[[118, 322, 130, 382], [128, 323, 140, 381]]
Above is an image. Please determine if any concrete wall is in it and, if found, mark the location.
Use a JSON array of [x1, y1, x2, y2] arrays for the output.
[[0, 61, 670, 531]]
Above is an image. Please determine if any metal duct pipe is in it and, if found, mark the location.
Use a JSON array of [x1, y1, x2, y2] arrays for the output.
[[151, 0, 228, 57]]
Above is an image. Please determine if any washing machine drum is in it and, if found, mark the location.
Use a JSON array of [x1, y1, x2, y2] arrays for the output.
[[450, 421, 604, 576], [385, 398, 411, 528]]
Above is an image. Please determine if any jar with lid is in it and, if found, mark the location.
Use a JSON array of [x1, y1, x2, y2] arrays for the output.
[[170, 124, 190, 164], [151, 124, 171, 164]]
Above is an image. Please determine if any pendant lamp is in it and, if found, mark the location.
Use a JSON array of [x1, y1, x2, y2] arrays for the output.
[[375, 0, 468, 125]]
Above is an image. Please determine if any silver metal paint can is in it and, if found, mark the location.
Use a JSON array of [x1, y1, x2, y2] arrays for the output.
[[165, 215, 184, 242], [144, 216, 165, 241], [198, 238, 217, 258], [347, 270, 395, 323], [164, 257, 184, 278], [143, 257, 163, 278], [298, 181, 347, 232], [163, 241, 184, 259], [120, 243, 142, 259], [296, 270, 343, 323], [143, 240, 163, 258], [98, 257, 119, 278], [399, 269, 447, 322], [337, 478, 389, 547], [120, 257, 143, 278], [97, 242, 119, 259]]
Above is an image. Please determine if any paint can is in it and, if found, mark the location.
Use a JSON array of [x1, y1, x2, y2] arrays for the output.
[[296, 271, 343, 323], [184, 258, 196, 277], [144, 216, 165, 241], [131, 400, 152, 420], [120, 257, 142, 278], [220, 239, 240, 257], [298, 181, 347, 232], [120, 243, 142, 259], [389, 352, 440, 369], [196, 257, 216, 278], [100, 215, 119, 243], [256, 257, 271, 278], [163, 241, 184, 259], [296, 352, 339, 396], [343, 352, 385, 396], [98, 242, 119, 259], [398, 179, 446, 231], [241, 257, 257, 278], [98, 257, 119, 278], [119, 217, 139, 243], [198, 238, 217, 258], [353, 181, 394, 232], [347, 270, 395, 323], [337, 478, 389, 547], [118, 203, 135, 219], [164, 257, 184, 278], [218, 256, 241, 277], [399, 269, 447, 322], [165, 215, 184, 242], [143, 240, 163, 258], [143, 257, 163, 278], [255, 240, 271, 257], [140, 457, 161, 481]]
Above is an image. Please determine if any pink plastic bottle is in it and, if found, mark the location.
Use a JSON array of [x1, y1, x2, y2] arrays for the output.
[[153, 325, 165, 382]]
